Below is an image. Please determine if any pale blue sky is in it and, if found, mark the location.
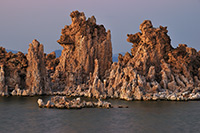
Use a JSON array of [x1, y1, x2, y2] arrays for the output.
[[0, 0, 200, 54]]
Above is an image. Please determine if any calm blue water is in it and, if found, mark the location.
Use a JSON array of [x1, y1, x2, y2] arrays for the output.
[[0, 96, 200, 133]]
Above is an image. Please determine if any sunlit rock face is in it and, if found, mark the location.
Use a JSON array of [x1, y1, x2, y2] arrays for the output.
[[102, 20, 200, 100], [0, 64, 5, 93], [26, 39, 51, 95], [2, 12, 200, 100], [53, 10, 112, 90]]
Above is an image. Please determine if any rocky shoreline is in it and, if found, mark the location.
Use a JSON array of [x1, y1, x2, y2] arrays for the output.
[[2, 89, 200, 101], [1, 11, 200, 103]]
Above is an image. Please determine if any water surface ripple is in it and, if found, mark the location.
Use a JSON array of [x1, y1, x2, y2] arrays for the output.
[[0, 97, 200, 133]]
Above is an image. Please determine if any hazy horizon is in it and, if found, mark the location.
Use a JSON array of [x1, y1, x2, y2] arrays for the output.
[[1, 0, 200, 54]]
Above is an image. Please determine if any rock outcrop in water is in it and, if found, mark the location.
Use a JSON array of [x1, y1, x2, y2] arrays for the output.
[[57, 20, 200, 101], [1, 11, 200, 101], [0, 10, 112, 96], [52, 10, 112, 90], [102, 20, 200, 101], [37, 96, 112, 109]]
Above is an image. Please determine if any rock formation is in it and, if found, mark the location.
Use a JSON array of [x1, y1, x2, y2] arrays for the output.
[[52, 10, 112, 90], [37, 96, 112, 109], [0, 64, 5, 94], [26, 39, 51, 95], [1, 11, 200, 101], [60, 20, 200, 101], [45, 52, 59, 73], [0, 47, 27, 95], [102, 20, 200, 100]]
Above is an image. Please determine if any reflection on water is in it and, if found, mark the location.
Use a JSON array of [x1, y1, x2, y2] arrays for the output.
[[0, 97, 200, 133]]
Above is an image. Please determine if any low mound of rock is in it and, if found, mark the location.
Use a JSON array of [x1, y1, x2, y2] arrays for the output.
[[37, 96, 112, 109]]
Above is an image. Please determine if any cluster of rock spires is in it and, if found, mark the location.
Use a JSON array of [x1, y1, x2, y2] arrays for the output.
[[1, 11, 200, 101], [0, 11, 112, 97]]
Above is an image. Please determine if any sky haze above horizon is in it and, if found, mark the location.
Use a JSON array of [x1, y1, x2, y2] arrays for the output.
[[0, 0, 200, 54]]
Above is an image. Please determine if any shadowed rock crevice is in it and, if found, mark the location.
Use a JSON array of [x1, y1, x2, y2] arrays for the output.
[[0, 47, 28, 95]]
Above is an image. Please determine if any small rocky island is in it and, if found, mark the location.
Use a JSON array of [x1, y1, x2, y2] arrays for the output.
[[37, 97, 113, 109], [1, 10, 200, 106]]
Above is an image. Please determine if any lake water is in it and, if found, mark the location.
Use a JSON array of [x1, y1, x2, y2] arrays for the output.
[[0, 96, 200, 133]]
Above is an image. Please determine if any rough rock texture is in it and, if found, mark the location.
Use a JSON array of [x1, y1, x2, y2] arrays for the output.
[[61, 20, 200, 101], [45, 52, 60, 90], [26, 39, 51, 95], [37, 99, 44, 107], [0, 64, 5, 94], [102, 20, 200, 100], [45, 52, 59, 74], [1, 12, 200, 101], [53, 10, 112, 90], [38, 96, 112, 109], [0, 47, 27, 94]]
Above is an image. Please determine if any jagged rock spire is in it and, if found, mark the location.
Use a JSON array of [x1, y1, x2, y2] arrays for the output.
[[53, 10, 112, 90], [26, 39, 51, 95]]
